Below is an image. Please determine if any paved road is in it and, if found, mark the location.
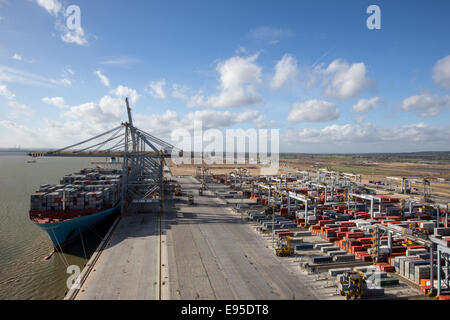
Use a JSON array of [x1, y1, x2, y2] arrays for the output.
[[75, 213, 161, 300], [165, 176, 318, 300]]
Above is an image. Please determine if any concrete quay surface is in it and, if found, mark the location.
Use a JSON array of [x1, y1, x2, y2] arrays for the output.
[[73, 175, 319, 300], [166, 176, 317, 300], [74, 212, 167, 300]]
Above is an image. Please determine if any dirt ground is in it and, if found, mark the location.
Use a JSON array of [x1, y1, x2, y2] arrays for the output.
[[279, 155, 450, 202], [168, 161, 271, 176], [167, 155, 449, 202]]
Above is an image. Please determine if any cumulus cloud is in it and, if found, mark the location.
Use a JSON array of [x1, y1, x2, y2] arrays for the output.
[[42, 97, 69, 109], [281, 122, 450, 152], [0, 84, 16, 100], [62, 95, 124, 123], [401, 93, 450, 117], [0, 118, 114, 148], [8, 101, 33, 118], [188, 54, 262, 108], [186, 109, 259, 129], [36, 0, 62, 16], [0, 84, 33, 118], [312, 59, 373, 100], [37, 1, 88, 46], [432, 55, 450, 90], [133, 109, 268, 142], [12, 54, 22, 61], [252, 113, 276, 129], [353, 115, 365, 124], [172, 84, 189, 100], [146, 79, 167, 99], [94, 70, 110, 87], [288, 100, 340, 122], [110, 85, 140, 104], [352, 96, 382, 112], [270, 54, 299, 90], [59, 24, 87, 46]]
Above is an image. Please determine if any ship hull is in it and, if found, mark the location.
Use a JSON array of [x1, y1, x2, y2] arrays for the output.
[[36, 202, 121, 250]]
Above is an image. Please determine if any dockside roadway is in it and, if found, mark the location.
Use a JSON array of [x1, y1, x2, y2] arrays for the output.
[[166, 176, 317, 299], [73, 212, 168, 300], [70, 175, 318, 300]]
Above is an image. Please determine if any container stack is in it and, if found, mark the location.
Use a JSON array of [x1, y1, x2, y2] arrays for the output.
[[30, 192, 47, 211]]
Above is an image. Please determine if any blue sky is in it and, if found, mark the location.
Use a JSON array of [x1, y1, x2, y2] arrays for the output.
[[0, 0, 449, 153]]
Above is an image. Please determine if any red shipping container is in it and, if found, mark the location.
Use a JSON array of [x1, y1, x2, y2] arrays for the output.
[[318, 220, 334, 227], [392, 246, 407, 253], [359, 238, 373, 244], [352, 246, 365, 253]]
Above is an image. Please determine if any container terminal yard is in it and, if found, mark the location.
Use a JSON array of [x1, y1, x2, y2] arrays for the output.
[[25, 100, 449, 301]]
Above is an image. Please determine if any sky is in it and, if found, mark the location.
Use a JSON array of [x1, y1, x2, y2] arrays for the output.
[[0, 0, 449, 153]]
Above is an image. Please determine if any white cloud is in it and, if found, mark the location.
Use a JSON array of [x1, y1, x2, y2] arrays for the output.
[[252, 114, 276, 129], [110, 85, 140, 104], [0, 84, 16, 100], [0, 84, 33, 118], [65, 67, 75, 76], [51, 78, 71, 86], [172, 84, 189, 100], [188, 54, 262, 108], [146, 79, 167, 99], [353, 115, 365, 124], [281, 122, 450, 152], [235, 46, 248, 55], [432, 55, 450, 90], [11, 54, 22, 61], [401, 93, 450, 117], [0, 118, 114, 148], [133, 108, 269, 143], [270, 54, 299, 90], [60, 25, 87, 46], [37, 1, 88, 46], [8, 101, 33, 118], [36, 0, 62, 16], [352, 96, 382, 112], [288, 99, 340, 122], [62, 96, 124, 123], [0, 64, 68, 88], [312, 59, 373, 100], [42, 97, 69, 109], [100, 57, 140, 67], [94, 70, 110, 87], [249, 27, 293, 43], [185, 109, 259, 129]]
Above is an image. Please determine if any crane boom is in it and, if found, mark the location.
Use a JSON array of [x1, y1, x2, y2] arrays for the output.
[[125, 97, 137, 152]]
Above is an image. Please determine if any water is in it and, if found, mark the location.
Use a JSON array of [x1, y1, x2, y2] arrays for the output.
[[0, 155, 115, 300]]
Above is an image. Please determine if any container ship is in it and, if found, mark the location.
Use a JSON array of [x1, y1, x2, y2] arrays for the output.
[[29, 168, 123, 250]]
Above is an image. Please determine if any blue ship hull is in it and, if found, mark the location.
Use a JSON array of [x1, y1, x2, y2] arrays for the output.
[[36, 202, 121, 249]]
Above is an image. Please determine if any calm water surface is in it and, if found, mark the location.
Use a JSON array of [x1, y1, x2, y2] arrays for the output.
[[0, 155, 114, 300]]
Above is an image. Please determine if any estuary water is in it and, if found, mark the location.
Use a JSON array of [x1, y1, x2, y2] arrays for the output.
[[0, 154, 114, 300]]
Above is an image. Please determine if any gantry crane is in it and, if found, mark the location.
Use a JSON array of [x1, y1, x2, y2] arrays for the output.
[[28, 98, 182, 216]]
